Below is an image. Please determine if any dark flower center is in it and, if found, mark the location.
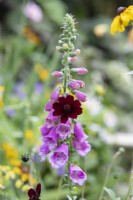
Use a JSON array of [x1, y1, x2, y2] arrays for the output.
[[63, 104, 71, 112]]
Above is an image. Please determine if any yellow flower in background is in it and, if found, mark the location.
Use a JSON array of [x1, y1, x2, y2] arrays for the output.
[[25, 129, 33, 140], [2, 143, 18, 161], [23, 26, 41, 44], [111, 6, 133, 34], [34, 64, 49, 81], [95, 85, 106, 96], [0, 86, 5, 108]]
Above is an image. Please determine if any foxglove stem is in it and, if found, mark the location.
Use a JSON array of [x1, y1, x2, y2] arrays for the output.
[[68, 136, 75, 200], [63, 53, 69, 94]]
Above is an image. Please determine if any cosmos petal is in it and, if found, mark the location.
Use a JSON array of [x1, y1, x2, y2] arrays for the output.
[[65, 95, 74, 104], [61, 114, 68, 123]]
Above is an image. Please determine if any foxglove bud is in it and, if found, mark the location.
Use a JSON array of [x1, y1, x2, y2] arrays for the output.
[[71, 67, 88, 75], [75, 49, 81, 55], [68, 81, 80, 90], [50, 89, 60, 101], [75, 90, 87, 102], [51, 71, 63, 78], [68, 57, 77, 64], [45, 100, 53, 111]]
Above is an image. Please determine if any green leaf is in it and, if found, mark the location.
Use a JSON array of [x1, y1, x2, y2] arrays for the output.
[[104, 187, 116, 200]]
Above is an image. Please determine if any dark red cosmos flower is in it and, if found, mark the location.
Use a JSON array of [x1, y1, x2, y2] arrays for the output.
[[52, 95, 82, 123], [28, 183, 41, 200]]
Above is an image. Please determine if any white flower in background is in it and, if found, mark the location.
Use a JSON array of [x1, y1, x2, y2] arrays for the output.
[[86, 97, 103, 116], [23, 1, 43, 22], [104, 111, 117, 128]]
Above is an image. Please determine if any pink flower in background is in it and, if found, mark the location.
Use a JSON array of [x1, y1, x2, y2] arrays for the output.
[[23, 1, 43, 22], [49, 143, 68, 168], [69, 164, 87, 186]]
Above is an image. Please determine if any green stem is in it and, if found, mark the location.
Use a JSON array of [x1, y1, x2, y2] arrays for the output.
[[81, 158, 86, 199], [63, 53, 69, 94], [125, 153, 133, 200], [98, 150, 123, 200], [68, 137, 74, 200], [56, 176, 63, 200], [31, 158, 40, 184]]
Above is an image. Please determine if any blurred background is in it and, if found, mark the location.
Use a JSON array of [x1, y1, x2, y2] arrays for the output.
[[0, 0, 133, 199]]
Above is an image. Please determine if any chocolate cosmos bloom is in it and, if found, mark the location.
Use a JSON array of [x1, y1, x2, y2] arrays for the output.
[[52, 95, 82, 123], [28, 183, 41, 200]]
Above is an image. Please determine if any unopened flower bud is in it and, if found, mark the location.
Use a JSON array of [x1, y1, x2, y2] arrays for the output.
[[56, 46, 61, 51], [62, 43, 69, 50], [71, 67, 88, 75], [75, 49, 81, 55], [68, 57, 77, 64], [76, 80, 85, 88], [75, 91, 87, 102], [45, 100, 53, 111], [50, 89, 60, 101], [68, 81, 80, 90], [51, 71, 63, 78], [70, 36, 76, 42]]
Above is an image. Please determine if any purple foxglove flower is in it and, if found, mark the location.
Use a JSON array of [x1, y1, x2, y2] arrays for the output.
[[40, 124, 51, 136], [51, 71, 63, 78], [50, 89, 60, 101], [68, 81, 80, 90], [45, 110, 58, 128], [71, 67, 88, 75], [45, 101, 53, 112], [69, 164, 87, 186], [56, 122, 72, 140], [23, 2, 43, 22], [42, 126, 59, 151], [74, 122, 88, 142], [38, 144, 50, 161], [73, 140, 91, 156], [68, 57, 77, 64], [75, 90, 87, 102], [49, 143, 68, 168]]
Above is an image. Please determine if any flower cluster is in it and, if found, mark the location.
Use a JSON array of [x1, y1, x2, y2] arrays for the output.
[[38, 14, 91, 186], [111, 6, 133, 34]]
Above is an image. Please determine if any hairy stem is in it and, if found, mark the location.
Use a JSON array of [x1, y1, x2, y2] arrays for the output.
[[98, 149, 123, 200]]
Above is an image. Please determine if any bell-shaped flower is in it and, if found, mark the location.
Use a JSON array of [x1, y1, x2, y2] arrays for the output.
[[69, 164, 87, 186], [74, 122, 88, 142], [73, 140, 91, 156], [49, 143, 68, 168]]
